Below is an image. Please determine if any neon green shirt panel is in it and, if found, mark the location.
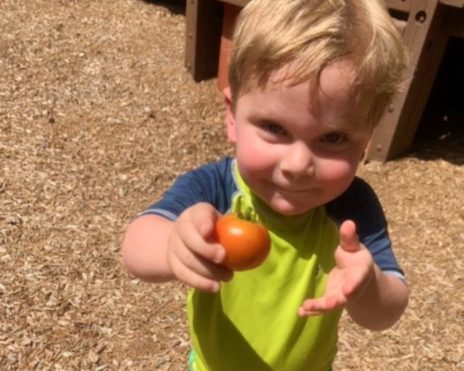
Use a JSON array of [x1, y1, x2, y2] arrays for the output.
[[188, 164, 341, 371]]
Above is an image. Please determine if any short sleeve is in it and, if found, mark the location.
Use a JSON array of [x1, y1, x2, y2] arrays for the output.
[[325, 177, 404, 277], [142, 158, 236, 220]]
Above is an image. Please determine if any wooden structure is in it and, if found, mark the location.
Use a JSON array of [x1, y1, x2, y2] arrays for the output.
[[185, 0, 464, 162]]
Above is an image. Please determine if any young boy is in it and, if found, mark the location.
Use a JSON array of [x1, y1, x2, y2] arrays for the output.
[[122, 0, 409, 370]]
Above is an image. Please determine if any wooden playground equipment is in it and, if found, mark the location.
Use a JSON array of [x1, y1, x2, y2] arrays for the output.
[[184, 0, 464, 162]]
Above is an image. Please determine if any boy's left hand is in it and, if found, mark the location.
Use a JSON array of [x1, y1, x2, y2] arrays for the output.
[[298, 220, 374, 317]]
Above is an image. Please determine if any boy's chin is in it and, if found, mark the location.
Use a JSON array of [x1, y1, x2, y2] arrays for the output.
[[268, 200, 315, 216]]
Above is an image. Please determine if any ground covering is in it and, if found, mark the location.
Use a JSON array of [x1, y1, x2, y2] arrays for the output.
[[1, 1, 463, 369]]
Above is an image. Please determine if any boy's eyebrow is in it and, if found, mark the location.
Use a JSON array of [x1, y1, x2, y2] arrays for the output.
[[323, 121, 372, 142], [247, 112, 282, 124], [324, 123, 358, 135]]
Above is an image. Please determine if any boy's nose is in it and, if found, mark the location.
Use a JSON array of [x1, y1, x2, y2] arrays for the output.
[[280, 143, 314, 178]]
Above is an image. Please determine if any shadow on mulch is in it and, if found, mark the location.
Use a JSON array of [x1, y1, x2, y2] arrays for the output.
[[408, 95, 464, 165], [410, 132, 464, 165], [141, 0, 186, 15], [407, 35, 464, 165]]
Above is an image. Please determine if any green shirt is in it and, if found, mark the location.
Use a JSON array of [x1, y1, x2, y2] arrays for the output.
[[188, 165, 341, 371]]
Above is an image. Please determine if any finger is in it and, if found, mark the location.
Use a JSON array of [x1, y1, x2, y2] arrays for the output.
[[169, 243, 233, 292], [172, 257, 221, 293], [191, 203, 220, 240], [187, 252, 234, 282], [176, 217, 225, 264], [173, 235, 233, 282], [339, 220, 360, 252], [298, 295, 346, 317], [188, 204, 226, 263]]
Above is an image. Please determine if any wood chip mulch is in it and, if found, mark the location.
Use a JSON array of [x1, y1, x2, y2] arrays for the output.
[[1, 1, 463, 370]]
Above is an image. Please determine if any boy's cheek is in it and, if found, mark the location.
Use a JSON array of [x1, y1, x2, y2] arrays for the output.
[[236, 144, 275, 172], [315, 158, 358, 185]]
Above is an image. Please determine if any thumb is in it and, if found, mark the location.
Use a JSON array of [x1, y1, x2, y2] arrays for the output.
[[339, 220, 360, 252], [191, 203, 220, 240]]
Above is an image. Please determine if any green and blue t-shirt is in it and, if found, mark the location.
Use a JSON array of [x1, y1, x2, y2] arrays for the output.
[[145, 157, 404, 371]]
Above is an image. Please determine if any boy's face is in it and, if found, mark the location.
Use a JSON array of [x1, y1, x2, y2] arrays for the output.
[[225, 61, 373, 216]]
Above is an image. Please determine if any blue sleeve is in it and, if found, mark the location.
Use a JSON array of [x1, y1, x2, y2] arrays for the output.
[[326, 177, 404, 278], [142, 158, 236, 221]]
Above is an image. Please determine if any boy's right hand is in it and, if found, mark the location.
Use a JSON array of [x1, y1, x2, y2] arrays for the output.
[[166, 202, 233, 293]]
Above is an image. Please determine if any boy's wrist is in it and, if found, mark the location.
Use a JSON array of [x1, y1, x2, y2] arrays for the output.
[[345, 263, 378, 307]]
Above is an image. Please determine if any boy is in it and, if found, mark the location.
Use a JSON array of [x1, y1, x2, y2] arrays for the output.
[[122, 0, 409, 370]]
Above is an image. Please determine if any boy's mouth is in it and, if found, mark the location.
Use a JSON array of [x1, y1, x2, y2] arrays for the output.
[[273, 184, 315, 195]]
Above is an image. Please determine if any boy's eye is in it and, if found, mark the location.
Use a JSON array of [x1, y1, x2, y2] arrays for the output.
[[262, 123, 287, 137], [320, 132, 346, 144]]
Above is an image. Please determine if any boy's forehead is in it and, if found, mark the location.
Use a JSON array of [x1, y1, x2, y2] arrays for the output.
[[265, 60, 358, 105], [236, 60, 371, 130], [315, 61, 358, 105]]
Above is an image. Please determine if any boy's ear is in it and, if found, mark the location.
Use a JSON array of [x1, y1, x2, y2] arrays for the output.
[[223, 87, 237, 144]]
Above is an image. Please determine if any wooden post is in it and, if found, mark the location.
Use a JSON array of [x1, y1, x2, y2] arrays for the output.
[[185, 0, 223, 82], [367, 0, 446, 161], [217, 4, 241, 91]]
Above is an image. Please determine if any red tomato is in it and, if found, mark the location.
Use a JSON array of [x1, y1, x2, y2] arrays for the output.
[[214, 213, 271, 271]]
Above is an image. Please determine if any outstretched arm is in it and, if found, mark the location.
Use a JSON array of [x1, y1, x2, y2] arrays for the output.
[[121, 213, 176, 282], [298, 220, 409, 331]]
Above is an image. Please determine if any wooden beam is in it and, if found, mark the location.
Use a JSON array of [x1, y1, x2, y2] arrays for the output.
[[185, 0, 223, 82], [367, 0, 445, 161], [439, 0, 464, 7], [219, 0, 250, 7], [385, 0, 412, 13]]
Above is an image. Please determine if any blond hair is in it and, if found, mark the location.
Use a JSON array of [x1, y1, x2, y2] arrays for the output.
[[228, 0, 409, 126]]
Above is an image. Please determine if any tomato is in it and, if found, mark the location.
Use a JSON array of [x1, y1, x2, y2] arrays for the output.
[[214, 213, 271, 271]]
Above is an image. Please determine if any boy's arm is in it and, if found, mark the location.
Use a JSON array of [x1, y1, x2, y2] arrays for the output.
[[341, 220, 409, 330], [121, 214, 175, 282]]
